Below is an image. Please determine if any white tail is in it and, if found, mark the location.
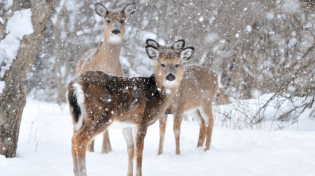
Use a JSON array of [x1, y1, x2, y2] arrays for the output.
[[146, 39, 219, 155], [72, 83, 85, 131], [75, 3, 136, 154], [67, 40, 194, 176]]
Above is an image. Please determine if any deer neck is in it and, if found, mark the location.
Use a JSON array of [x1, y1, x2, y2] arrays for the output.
[[152, 74, 180, 115], [94, 37, 123, 76]]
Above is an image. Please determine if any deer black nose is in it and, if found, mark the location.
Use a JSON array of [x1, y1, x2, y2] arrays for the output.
[[112, 29, 120, 35], [166, 74, 175, 81]]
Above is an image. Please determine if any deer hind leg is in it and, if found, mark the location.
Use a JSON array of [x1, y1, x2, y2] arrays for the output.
[[196, 109, 206, 148], [200, 107, 214, 151], [72, 134, 88, 176], [123, 127, 135, 176], [135, 124, 148, 176], [86, 139, 95, 152], [101, 129, 112, 154], [85, 130, 112, 154], [72, 137, 80, 176], [72, 117, 113, 176], [158, 113, 167, 155], [72, 127, 91, 176]]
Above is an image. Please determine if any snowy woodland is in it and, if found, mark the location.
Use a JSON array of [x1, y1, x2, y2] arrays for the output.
[[0, 0, 315, 175], [29, 0, 315, 126]]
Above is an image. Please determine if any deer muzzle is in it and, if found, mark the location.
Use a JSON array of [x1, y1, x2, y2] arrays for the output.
[[166, 74, 175, 81]]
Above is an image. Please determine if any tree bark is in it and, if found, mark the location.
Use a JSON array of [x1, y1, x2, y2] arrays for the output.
[[0, 0, 55, 158]]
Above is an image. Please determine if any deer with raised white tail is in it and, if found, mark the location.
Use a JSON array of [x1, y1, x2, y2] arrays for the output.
[[146, 39, 218, 155], [76, 2, 136, 153], [67, 40, 194, 176]]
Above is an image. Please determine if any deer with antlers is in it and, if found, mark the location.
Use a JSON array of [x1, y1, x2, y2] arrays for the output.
[[146, 39, 218, 155], [76, 2, 136, 153], [67, 40, 194, 176]]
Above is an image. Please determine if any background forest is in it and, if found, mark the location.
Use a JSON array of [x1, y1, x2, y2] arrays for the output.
[[3, 0, 315, 127], [0, 0, 315, 175]]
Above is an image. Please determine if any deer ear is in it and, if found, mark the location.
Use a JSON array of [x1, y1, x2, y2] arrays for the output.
[[173, 39, 185, 51], [95, 3, 108, 18], [123, 3, 136, 17], [146, 39, 160, 48], [146, 46, 160, 60], [180, 46, 194, 61]]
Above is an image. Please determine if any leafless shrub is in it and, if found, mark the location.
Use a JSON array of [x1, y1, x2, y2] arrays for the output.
[[27, 0, 315, 127]]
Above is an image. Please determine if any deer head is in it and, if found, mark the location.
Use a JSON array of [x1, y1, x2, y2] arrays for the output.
[[95, 3, 136, 44], [145, 39, 194, 88]]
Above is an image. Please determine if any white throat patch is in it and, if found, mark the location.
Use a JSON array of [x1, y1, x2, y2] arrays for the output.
[[108, 36, 122, 44], [163, 80, 179, 88]]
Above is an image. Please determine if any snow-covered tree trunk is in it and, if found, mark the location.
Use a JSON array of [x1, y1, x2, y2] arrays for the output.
[[0, 0, 55, 158]]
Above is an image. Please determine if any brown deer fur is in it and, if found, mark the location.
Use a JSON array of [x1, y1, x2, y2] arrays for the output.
[[163, 66, 218, 155], [67, 42, 194, 176], [146, 39, 219, 155], [75, 3, 136, 153]]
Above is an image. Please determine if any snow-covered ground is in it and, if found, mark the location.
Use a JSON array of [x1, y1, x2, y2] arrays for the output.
[[0, 98, 315, 176]]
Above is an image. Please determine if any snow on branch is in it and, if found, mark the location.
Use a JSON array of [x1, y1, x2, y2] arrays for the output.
[[0, 8, 34, 93]]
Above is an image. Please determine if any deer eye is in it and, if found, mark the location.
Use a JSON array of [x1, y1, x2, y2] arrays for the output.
[[175, 64, 180, 67], [106, 20, 111, 24], [121, 20, 125, 24], [161, 64, 165, 67]]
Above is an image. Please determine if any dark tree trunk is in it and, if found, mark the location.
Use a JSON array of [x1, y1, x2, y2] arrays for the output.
[[0, 0, 55, 158]]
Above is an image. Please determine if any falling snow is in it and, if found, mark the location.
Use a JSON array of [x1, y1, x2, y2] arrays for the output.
[[1, 1, 315, 176]]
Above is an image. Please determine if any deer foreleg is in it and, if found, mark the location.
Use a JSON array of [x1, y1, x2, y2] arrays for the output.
[[135, 125, 147, 176], [123, 127, 135, 176], [173, 114, 183, 155], [158, 114, 167, 155]]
